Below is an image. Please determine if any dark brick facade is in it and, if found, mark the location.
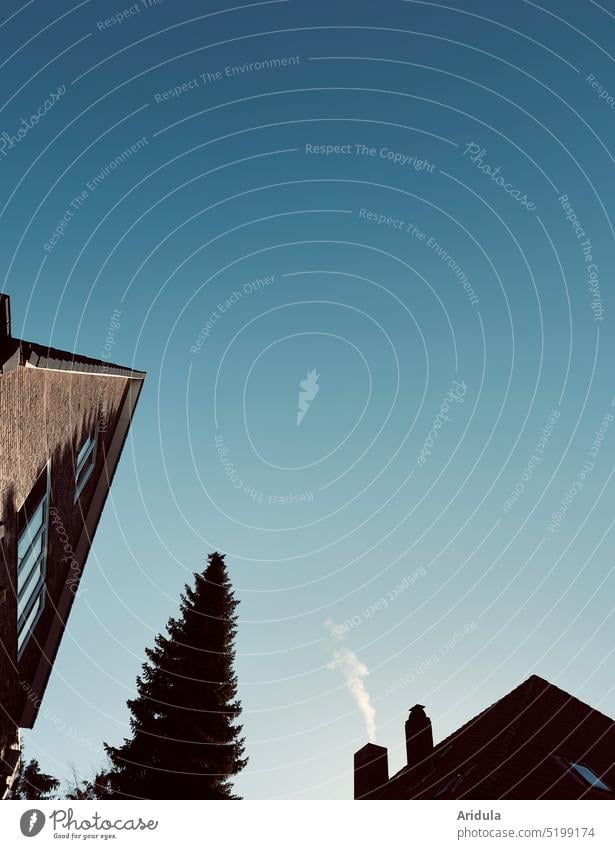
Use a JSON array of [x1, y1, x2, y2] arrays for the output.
[[0, 367, 129, 724], [0, 295, 145, 794]]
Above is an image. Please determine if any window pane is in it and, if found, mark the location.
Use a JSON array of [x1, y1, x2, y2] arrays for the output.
[[17, 500, 45, 561], [18, 561, 43, 620], [77, 461, 93, 488], [75, 432, 97, 502], [16, 468, 49, 660], [76, 435, 94, 472], [572, 763, 610, 791], [17, 596, 41, 652], [18, 530, 43, 580]]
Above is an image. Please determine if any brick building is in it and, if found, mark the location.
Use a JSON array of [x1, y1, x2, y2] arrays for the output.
[[0, 294, 145, 797], [355, 675, 615, 800]]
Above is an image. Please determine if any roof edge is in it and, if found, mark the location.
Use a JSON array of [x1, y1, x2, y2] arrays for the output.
[[0, 294, 146, 380], [23, 342, 146, 381]]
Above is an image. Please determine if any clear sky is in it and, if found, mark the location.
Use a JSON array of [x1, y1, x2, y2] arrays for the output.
[[3, 0, 615, 799]]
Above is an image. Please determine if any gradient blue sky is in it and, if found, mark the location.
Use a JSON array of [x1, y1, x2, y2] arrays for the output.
[[2, 0, 615, 798]]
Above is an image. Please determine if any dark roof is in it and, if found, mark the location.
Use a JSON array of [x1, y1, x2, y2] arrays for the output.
[[0, 335, 144, 383], [377, 676, 615, 800], [22, 340, 145, 380], [0, 292, 145, 380], [1, 338, 145, 380]]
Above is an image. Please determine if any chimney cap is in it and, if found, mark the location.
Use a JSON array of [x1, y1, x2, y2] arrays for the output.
[[355, 742, 388, 758]]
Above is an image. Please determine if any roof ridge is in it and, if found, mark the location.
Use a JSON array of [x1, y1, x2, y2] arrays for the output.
[[383, 675, 615, 797], [431, 675, 542, 753], [387, 676, 542, 783], [482, 675, 540, 797], [529, 675, 615, 726]]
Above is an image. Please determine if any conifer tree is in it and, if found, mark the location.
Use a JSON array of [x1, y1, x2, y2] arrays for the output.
[[104, 553, 246, 799], [9, 745, 59, 799]]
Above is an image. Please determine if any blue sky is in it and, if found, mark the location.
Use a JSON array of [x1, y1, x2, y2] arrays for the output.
[[2, 0, 615, 798]]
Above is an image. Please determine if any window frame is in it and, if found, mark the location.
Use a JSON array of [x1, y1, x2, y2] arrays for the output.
[[74, 425, 99, 503], [16, 462, 51, 661]]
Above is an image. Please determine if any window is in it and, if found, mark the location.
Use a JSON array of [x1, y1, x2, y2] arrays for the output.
[[435, 772, 463, 797], [434, 763, 474, 797], [570, 762, 611, 792], [17, 464, 50, 659], [74, 427, 98, 502]]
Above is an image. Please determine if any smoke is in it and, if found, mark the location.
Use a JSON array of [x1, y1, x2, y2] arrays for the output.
[[325, 619, 377, 743]]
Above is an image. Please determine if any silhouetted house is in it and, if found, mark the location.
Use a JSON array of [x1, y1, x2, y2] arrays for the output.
[[0, 294, 145, 797], [355, 675, 615, 800]]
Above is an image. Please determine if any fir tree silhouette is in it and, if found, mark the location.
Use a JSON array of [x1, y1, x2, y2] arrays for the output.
[[104, 553, 247, 799], [9, 744, 60, 799]]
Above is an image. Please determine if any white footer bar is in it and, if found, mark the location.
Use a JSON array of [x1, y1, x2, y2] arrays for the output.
[[1, 799, 614, 848]]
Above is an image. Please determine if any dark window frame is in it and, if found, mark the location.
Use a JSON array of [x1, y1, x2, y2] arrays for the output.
[[16, 461, 51, 661], [74, 424, 99, 503]]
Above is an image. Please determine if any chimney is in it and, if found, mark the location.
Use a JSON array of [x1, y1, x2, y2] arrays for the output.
[[0, 295, 11, 341], [354, 743, 389, 799], [405, 704, 433, 769]]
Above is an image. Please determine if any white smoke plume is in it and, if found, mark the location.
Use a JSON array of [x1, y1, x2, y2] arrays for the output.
[[325, 618, 377, 743]]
